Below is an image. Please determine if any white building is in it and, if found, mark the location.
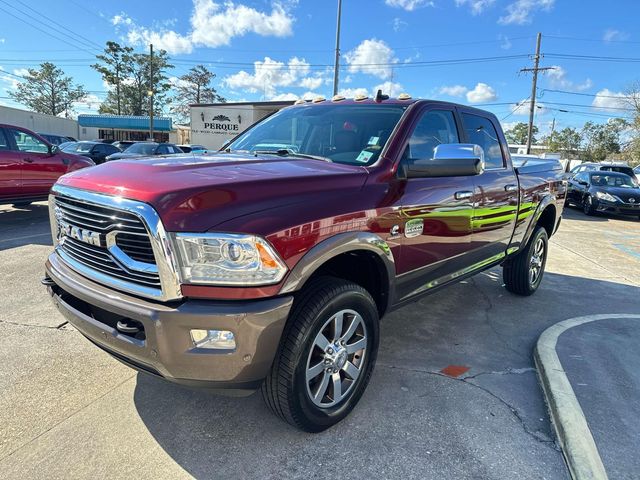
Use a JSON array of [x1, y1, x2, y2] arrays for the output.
[[0, 105, 78, 139], [190, 101, 294, 150]]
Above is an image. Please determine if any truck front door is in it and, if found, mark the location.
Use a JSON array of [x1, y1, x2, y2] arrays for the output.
[[0, 127, 22, 201], [460, 111, 519, 264], [394, 107, 476, 301]]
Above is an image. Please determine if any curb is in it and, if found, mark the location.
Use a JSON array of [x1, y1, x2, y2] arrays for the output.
[[535, 313, 640, 480]]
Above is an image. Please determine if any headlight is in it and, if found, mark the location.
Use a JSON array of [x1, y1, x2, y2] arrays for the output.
[[172, 233, 287, 286], [595, 191, 617, 202]]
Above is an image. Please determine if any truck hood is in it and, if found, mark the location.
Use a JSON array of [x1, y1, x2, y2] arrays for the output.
[[57, 153, 368, 231]]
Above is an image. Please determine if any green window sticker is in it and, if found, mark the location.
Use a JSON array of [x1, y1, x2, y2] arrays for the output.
[[355, 150, 375, 163], [367, 136, 380, 146]]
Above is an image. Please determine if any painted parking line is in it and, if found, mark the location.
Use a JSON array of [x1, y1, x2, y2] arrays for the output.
[[535, 313, 640, 480], [612, 244, 640, 261], [0, 232, 51, 244]]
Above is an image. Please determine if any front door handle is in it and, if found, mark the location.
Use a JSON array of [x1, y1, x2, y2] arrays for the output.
[[504, 184, 518, 192], [454, 190, 473, 200], [22, 158, 34, 163]]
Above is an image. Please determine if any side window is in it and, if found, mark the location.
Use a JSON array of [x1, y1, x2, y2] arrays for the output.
[[0, 129, 9, 150], [157, 145, 169, 154], [577, 173, 589, 183], [9, 129, 49, 154], [461, 113, 505, 169], [403, 109, 459, 162]]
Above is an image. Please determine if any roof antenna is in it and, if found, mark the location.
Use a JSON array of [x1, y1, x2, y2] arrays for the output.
[[375, 89, 389, 102]]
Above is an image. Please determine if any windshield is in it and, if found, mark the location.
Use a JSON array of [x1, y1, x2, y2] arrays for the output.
[[64, 142, 93, 153], [227, 104, 407, 166], [126, 143, 158, 155], [590, 173, 636, 188]]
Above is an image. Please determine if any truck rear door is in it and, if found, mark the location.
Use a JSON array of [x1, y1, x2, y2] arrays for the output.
[[459, 111, 519, 262]]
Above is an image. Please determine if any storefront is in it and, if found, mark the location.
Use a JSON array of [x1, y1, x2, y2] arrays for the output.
[[77, 115, 173, 143]]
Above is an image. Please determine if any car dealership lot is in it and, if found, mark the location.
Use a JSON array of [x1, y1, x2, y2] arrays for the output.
[[1, 203, 639, 479]]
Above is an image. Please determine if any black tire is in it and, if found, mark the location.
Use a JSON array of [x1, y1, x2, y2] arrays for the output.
[[12, 202, 31, 208], [262, 276, 379, 432], [503, 226, 549, 296], [583, 194, 596, 216]]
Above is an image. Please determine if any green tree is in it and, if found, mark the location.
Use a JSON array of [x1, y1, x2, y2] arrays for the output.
[[92, 41, 134, 116], [10, 62, 87, 118], [582, 119, 627, 162], [622, 81, 640, 165], [505, 122, 538, 145], [98, 49, 173, 116], [170, 65, 226, 122], [546, 127, 582, 156]]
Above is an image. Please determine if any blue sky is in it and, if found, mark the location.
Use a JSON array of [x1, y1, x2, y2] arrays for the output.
[[0, 0, 638, 135]]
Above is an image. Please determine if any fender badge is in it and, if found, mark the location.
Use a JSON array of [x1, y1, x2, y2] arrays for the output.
[[390, 225, 400, 236], [404, 219, 424, 238]]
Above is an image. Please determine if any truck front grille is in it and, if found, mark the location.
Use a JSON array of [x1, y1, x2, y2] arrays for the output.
[[53, 194, 163, 295]]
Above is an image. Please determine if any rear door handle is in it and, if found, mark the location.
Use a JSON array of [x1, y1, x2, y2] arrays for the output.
[[454, 190, 473, 200], [504, 184, 518, 192]]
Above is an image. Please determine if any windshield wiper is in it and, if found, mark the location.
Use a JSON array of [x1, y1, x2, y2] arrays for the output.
[[252, 149, 332, 163]]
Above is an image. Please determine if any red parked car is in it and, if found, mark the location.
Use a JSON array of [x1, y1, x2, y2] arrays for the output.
[[0, 124, 94, 207]]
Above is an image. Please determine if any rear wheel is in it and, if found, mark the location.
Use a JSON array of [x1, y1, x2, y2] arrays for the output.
[[262, 276, 379, 432], [503, 226, 549, 296], [583, 195, 596, 216]]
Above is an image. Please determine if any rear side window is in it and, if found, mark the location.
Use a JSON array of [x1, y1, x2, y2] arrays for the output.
[[0, 129, 9, 150], [404, 109, 459, 162], [9, 129, 49, 153], [461, 113, 505, 169]]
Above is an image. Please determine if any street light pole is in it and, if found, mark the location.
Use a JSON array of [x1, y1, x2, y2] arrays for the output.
[[332, 0, 342, 97], [149, 43, 154, 141]]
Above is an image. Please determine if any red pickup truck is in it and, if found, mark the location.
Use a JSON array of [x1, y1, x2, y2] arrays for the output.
[[43, 96, 564, 432], [0, 124, 93, 206]]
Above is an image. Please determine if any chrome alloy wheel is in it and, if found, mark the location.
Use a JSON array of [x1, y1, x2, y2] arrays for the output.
[[529, 237, 545, 286], [305, 309, 367, 408]]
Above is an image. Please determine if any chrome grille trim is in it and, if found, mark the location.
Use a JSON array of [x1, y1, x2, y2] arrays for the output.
[[49, 185, 183, 301]]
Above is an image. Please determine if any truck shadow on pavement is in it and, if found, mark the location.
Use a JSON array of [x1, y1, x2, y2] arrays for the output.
[[130, 271, 639, 479], [0, 203, 52, 251], [563, 205, 640, 224]]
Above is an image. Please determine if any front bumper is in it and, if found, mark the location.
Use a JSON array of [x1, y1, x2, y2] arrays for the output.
[[45, 253, 293, 394], [595, 200, 640, 216]]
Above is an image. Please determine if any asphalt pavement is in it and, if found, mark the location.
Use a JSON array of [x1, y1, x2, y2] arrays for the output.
[[1, 202, 639, 479]]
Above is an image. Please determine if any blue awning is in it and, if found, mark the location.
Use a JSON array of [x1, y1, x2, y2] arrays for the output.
[[78, 115, 172, 131]]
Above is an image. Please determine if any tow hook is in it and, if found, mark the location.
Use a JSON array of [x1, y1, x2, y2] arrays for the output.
[[116, 320, 141, 335], [41, 276, 56, 286]]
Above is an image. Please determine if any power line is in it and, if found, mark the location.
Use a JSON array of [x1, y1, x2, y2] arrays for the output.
[[0, 2, 97, 55], [544, 34, 640, 45], [546, 53, 640, 63], [540, 88, 635, 99]]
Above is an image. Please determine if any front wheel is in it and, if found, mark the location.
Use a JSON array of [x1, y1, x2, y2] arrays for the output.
[[503, 226, 549, 296], [583, 195, 596, 216], [262, 276, 379, 432]]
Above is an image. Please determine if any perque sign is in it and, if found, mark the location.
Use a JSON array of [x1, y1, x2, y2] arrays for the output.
[[203, 114, 239, 132]]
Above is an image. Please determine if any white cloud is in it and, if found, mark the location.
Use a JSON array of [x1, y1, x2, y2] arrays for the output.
[[439, 85, 468, 97], [499, 34, 512, 50], [223, 56, 324, 98], [269, 91, 321, 101], [466, 83, 497, 103], [603, 29, 630, 43], [546, 66, 593, 92], [591, 89, 629, 112], [384, 0, 434, 11], [344, 39, 397, 80], [374, 81, 404, 97], [455, 0, 496, 15], [112, 1, 294, 55], [392, 17, 408, 32], [13, 68, 30, 78], [338, 87, 370, 98], [498, 0, 554, 25], [0, 38, 5, 44], [510, 98, 549, 116]]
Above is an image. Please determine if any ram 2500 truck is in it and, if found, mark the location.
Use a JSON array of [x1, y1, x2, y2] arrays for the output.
[[43, 95, 564, 432]]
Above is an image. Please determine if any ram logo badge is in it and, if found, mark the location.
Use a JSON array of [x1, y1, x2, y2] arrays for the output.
[[404, 219, 424, 238], [58, 220, 102, 247]]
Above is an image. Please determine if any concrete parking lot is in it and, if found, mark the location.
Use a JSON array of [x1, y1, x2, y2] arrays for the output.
[[1, 202, 639, 479]]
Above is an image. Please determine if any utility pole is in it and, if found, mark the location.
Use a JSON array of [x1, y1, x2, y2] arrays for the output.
[[549, 116, 556, 146], [520, 33, 554, 154], [332, 0, 342, 96], [149, 43, 154, 141]]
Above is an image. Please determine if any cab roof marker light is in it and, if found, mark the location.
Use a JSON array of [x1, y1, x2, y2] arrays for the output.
[[294, 99, 305, 105], [331, 95, 346, 102], [354, 94, 368, 101], [398, 93, 412, 100], [312, 96, 326, 103]]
